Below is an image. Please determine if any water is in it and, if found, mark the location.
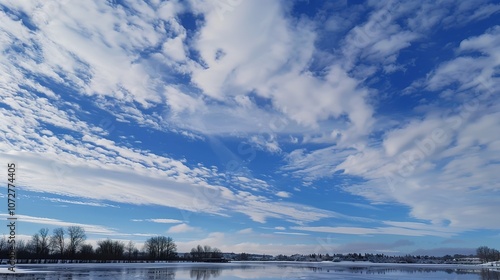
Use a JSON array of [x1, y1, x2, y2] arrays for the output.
[[1, 262, 499, 279]]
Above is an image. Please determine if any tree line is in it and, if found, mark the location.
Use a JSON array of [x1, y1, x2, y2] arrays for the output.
[[0, 226, 88, 260], [189, 245, 223, 261], [4, 227, 496, 263], [0, 227, 224, 262]]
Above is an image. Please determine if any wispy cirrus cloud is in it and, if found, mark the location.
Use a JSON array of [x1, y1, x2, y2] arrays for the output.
[[41, 197, 119, 208], [292, 223, 458, 238], [274, 232, 309, 236], [132, 219, 184, 224], [0, 214, 116, 235]]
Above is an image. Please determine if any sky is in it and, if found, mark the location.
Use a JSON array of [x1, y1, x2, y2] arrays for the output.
[[0, 0, 499, 257]]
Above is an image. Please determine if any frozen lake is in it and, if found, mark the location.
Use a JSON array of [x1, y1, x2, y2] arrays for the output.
[[1, 261, 499, 279]]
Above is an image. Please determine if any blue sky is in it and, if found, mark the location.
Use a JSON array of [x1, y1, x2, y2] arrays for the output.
[[0, 0, 499, 256]]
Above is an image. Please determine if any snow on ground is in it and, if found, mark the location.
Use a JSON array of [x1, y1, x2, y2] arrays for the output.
[[0, 267, 53, 274], [480, 261, 500, 267]]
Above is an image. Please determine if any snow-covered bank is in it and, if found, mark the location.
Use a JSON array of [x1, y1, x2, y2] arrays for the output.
[[480, 261, 500, 267]]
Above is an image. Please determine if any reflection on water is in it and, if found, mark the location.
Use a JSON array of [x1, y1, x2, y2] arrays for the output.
[[190, 268, 222, 280], [148, 268, 176, 280], [1, 263, 499, 280], [307, 266, 500, 280], [480, 269, 500, 280]]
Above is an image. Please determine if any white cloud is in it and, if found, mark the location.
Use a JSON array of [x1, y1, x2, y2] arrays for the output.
[[367, 31, 419, 62], [0, 214, 116, 235], [167, 223, 200, 233], [231, 199, 335, 224], [0, 85, 339, 225], [249, 134, 281, 154], [1, 142, 338, 225], [172, 0, 375, 146], [426, 57, 487, 91], [275, 191, 291, 198], [337, 202, 380, 211], [41, 197, 119, 208], [1, 0, 496, 147], [146, 219, 184, 224], [427, 26, 500, 93], [190, 0, 302, 99], [284, 147, 354, 181], [292, 224, 455, 238], [441, 0, 500, 27], [284, 24, 500, 233], [236, 228, 253, 234], [0, 39, 342, 227], [274, 232, 309, 236], [382, 118, 447, 157], [340, 1, 418, 72], [162, 36, 187, 62]]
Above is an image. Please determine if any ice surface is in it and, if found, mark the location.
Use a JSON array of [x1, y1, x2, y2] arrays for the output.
[[0, 261, 498, 279]]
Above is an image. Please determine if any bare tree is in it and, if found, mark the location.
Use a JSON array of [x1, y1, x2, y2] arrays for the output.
[[67, 226, 86, 257], [79, 244, 94, 259], [0, 236, 7, 254], [190, 244, 222, 261], [477, 246, 489, 262], [211, 248, 222, 258], [164, 237, 177, 259], [39, 228, 50, 257], [144, 236, 177, 260], [96, 239, 124, 260], [203, 245, 212, 258], [30, 233, 42, 256], [126, 241, 136, 259], [190, 244, 204, 260], [15, 240, 29, 259], [50, 227, 65, 257], [477, 246, 500, 263], [30, 229, 50, 257]]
